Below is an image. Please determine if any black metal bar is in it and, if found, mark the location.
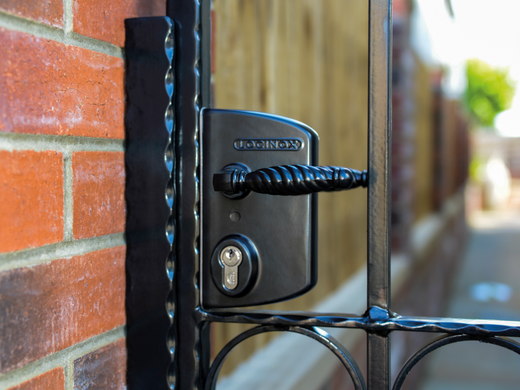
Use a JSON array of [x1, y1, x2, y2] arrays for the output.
[[367, 0, 393, 311], [199, 309, 367, 327], [124, 17, 175, 390], [368, 334, 390, 390], [201, 309, 520, 337], [367, 0, 393, 388], [389, 316, 520, 337], [167, 0, 211, 388]]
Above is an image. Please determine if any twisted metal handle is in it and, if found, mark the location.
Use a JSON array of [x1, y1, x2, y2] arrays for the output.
[[213, 164, 368, 197]]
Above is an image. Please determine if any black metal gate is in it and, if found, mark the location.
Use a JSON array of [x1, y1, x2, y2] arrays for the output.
[[123, 1, 520, 389]]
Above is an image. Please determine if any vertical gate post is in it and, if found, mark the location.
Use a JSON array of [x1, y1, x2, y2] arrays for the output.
[[166, 0, 212, 389], [367, 0, 393, 389]]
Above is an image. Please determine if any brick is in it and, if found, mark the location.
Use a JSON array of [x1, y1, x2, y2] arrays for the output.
[[72, 152, 125, 239], [0, 150, 63, 253], [8, 368, 65, 390], [0, 0, 63, 28], [0, 28, 124, 139], [0, 247, 126, 374], [73, 0, 165, 47], [73, 339, 127, 390]]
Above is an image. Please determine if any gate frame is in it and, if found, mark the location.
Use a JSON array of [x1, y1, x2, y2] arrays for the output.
[[130, 0, 520, 388]]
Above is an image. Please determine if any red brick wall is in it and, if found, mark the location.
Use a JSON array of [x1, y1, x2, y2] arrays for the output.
[[0, 1, 164, 388], [390, 1, 468, 253]]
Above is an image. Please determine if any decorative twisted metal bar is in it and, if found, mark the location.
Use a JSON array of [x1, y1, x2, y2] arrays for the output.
[[167, 0, 211, 388], [199, 309, 520, 337], [213, 164, 368, 196], [125, 17, 177, 388], [163, 22, 177, 388], [204, 325, 366, 390]]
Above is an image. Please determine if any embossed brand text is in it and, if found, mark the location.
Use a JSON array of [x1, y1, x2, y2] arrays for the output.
[[234, 138, 303, 151]]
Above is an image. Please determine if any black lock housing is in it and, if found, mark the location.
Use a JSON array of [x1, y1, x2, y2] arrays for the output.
[[202, 109, 318, 308]]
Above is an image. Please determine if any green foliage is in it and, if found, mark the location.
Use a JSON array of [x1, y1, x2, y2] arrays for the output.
[[468, 156, 485, 183], [464, 59, 516, 127]]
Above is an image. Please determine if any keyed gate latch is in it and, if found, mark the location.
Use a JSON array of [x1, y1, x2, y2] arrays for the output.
[[124, 9, 369, 312], [202, 109, 367, 308], [122, 7, 518, 390]]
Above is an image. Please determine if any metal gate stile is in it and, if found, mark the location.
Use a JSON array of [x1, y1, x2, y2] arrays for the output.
[[124, 1, 520, 389]]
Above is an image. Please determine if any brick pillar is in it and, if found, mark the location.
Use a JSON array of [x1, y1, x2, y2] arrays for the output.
[[0, 1, 164, 389]]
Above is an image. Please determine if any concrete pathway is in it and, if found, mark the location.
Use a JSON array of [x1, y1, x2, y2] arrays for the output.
[[420, 210, 520, 389]]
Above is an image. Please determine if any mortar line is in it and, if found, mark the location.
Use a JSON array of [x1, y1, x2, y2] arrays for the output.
[[0, 11, 123, 59], [0, 327, 125, 390], [0, 233, 126, 272], [63, 152, 74, 242], [63, 0, 73, 34], [63, 361, 74, 390], [0, 133, 125, 153]]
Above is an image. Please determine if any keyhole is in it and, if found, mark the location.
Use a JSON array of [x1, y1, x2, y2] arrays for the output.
[[219, 245, 243, 290]]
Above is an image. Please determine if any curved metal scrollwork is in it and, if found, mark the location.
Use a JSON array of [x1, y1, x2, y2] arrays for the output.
[[392, 334, 520, 390], [204, 325, 366, 390]]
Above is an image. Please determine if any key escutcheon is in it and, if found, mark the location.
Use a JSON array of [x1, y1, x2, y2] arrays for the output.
[[210, 234, 259, 297]]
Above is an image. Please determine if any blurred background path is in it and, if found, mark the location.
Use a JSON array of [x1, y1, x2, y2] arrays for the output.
[[420, 185, 520, 389]]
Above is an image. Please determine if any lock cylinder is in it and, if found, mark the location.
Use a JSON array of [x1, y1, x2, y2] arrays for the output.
[[219, 246, 242, 290], [210, 235, 259, 297]]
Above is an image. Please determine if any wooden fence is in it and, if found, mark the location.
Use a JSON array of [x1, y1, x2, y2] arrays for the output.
[[211, 0, 370, 374]]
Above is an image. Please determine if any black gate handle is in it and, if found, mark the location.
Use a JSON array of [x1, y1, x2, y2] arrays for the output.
[[213, 164, 368, 197]]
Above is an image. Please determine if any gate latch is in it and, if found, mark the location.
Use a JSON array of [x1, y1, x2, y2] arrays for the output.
[[202, 109, 367, 308]]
